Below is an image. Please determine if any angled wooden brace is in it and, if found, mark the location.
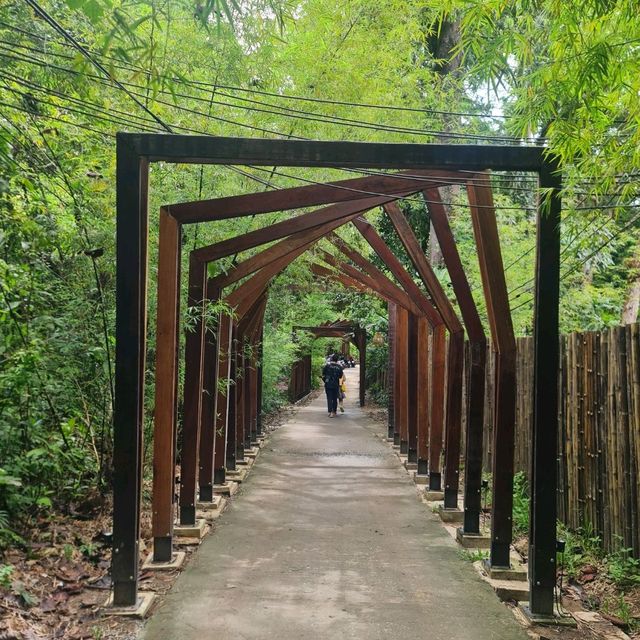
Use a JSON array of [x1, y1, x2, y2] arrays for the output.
[[382, 202, 456, 484], [424, 188, 487, 534], [319, 248, 423, 316], [166, 170, 468, 223], [350, 216, 444, 464], [174, 194, 416, 528], [466, 174, 517, 569], [382, 202, 464, 507]]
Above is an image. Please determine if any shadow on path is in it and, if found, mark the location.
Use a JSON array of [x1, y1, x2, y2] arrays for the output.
[[141, 367, 528, 640]]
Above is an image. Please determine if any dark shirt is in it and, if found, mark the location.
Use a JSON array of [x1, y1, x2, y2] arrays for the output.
[[322, 363, 344, 389]]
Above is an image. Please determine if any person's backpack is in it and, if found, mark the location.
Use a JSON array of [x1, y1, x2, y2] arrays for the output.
[[324, 363, 342, 387]]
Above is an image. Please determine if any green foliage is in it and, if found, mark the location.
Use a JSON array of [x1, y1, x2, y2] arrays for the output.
[[601, 595, 637, 631], [512, 471, 530, 537], [557, 521, 603, 579], [605, 541, 640, 588], [366, 343, 389, 405], [458, 548, 489, 562], [0, 564, 14, 590], [1, 0, 639, 557]]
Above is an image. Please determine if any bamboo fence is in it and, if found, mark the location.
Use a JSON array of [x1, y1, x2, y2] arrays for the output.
[[471, 323, 640, 556]]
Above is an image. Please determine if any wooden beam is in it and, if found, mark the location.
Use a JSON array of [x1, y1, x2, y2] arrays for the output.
[[192, 191, 419, 264], [112, 142, 147, 606], [178, 256, 207, 526], [167, 170, 468, 223], [209, 198, 406, 289], [213, 314, 233, 485], [383, 201, 462, 333], [443, 331, 464, 508], [396, 306, 409, 454], [351, 217, 442, 327], [151, 209, 181, 561], [407, 313, 419, 463], [429, 325, 446, 491], [425, 188, 486, 534], [321, 249, 423, 315], [198, 282, 221, 502], [416, 316, 430, 475], [388, 302, 397, 440], [467, 174, 517, 569], [124, 133, 546, 172]]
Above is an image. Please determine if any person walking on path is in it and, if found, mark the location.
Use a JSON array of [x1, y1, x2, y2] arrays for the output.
[[322, 354, 344, 418], [338, 376, 346, 413]]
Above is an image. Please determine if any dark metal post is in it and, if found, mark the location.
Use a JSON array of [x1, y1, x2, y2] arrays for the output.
[[226, 330, 238, 472], [179, 258, 207, 525], [256, 326, 264, 435], [407, 313, 418, 463], [463, 338, 487, 534], [387, 303, 396, 439], [529, 162, 562, 615], [112, 137, 148, 606], [443, 331, 464, 508]]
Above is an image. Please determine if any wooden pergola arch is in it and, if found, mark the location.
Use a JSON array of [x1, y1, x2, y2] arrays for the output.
[[293, 320, 367, 407], [113, 134, 561, 618]]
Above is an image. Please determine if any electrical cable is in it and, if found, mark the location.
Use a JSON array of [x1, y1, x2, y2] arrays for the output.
[[510, 207, 640, 313], [23, 0, 173, 133], [0, 47, 530, 144]]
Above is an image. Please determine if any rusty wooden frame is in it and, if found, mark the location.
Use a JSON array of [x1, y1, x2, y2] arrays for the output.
[[293, 320, 367, 407], [424, 189, 487, 535], [466, 174, 517, 569], [115, 134, 560, 617], [382, 202, 464, 502]]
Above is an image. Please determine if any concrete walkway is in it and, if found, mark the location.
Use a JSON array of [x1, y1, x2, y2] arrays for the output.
[[142, 367, 528, 640]]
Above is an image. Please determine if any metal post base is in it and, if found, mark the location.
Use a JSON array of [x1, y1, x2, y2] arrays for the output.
[[463, 509, 481, 535], [489, 541, 511, 570], [444, 487, 458, 509], [179, 505, 196, 526], [152, 536, 173, 563], [199, 484, 213, 502]]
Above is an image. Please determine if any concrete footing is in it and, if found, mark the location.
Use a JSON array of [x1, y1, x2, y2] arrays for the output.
[[197, 495, 224, 510], [474, 562, 529, 601], [142, 551, 186, 571], [424, 490, 444, 502], [403, 461, 418, 471], [174, 519, 207, 539], [517, 604, 577, 627], [481, 558, 527, 581], [213, 481, 239, 496], [227, 467, 249, 483], [412, 473, 428, 485], [103, 592, 155, 618], [438, 506, 463, 523], [456, 527, 491, 549]]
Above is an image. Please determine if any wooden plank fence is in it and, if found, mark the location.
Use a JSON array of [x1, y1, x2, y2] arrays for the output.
[[468, 323, 640, 556], [288, 354, 312, 402]]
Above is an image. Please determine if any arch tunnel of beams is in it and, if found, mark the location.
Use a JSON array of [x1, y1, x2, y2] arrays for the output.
[[112, 135, 561, 619]]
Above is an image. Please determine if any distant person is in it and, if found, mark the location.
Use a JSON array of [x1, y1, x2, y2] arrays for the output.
[[338, 376, 346, 413], [322, 354, 344, 418]]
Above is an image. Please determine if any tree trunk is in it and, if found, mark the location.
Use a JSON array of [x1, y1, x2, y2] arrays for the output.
[[621, 278, 640, 324]]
